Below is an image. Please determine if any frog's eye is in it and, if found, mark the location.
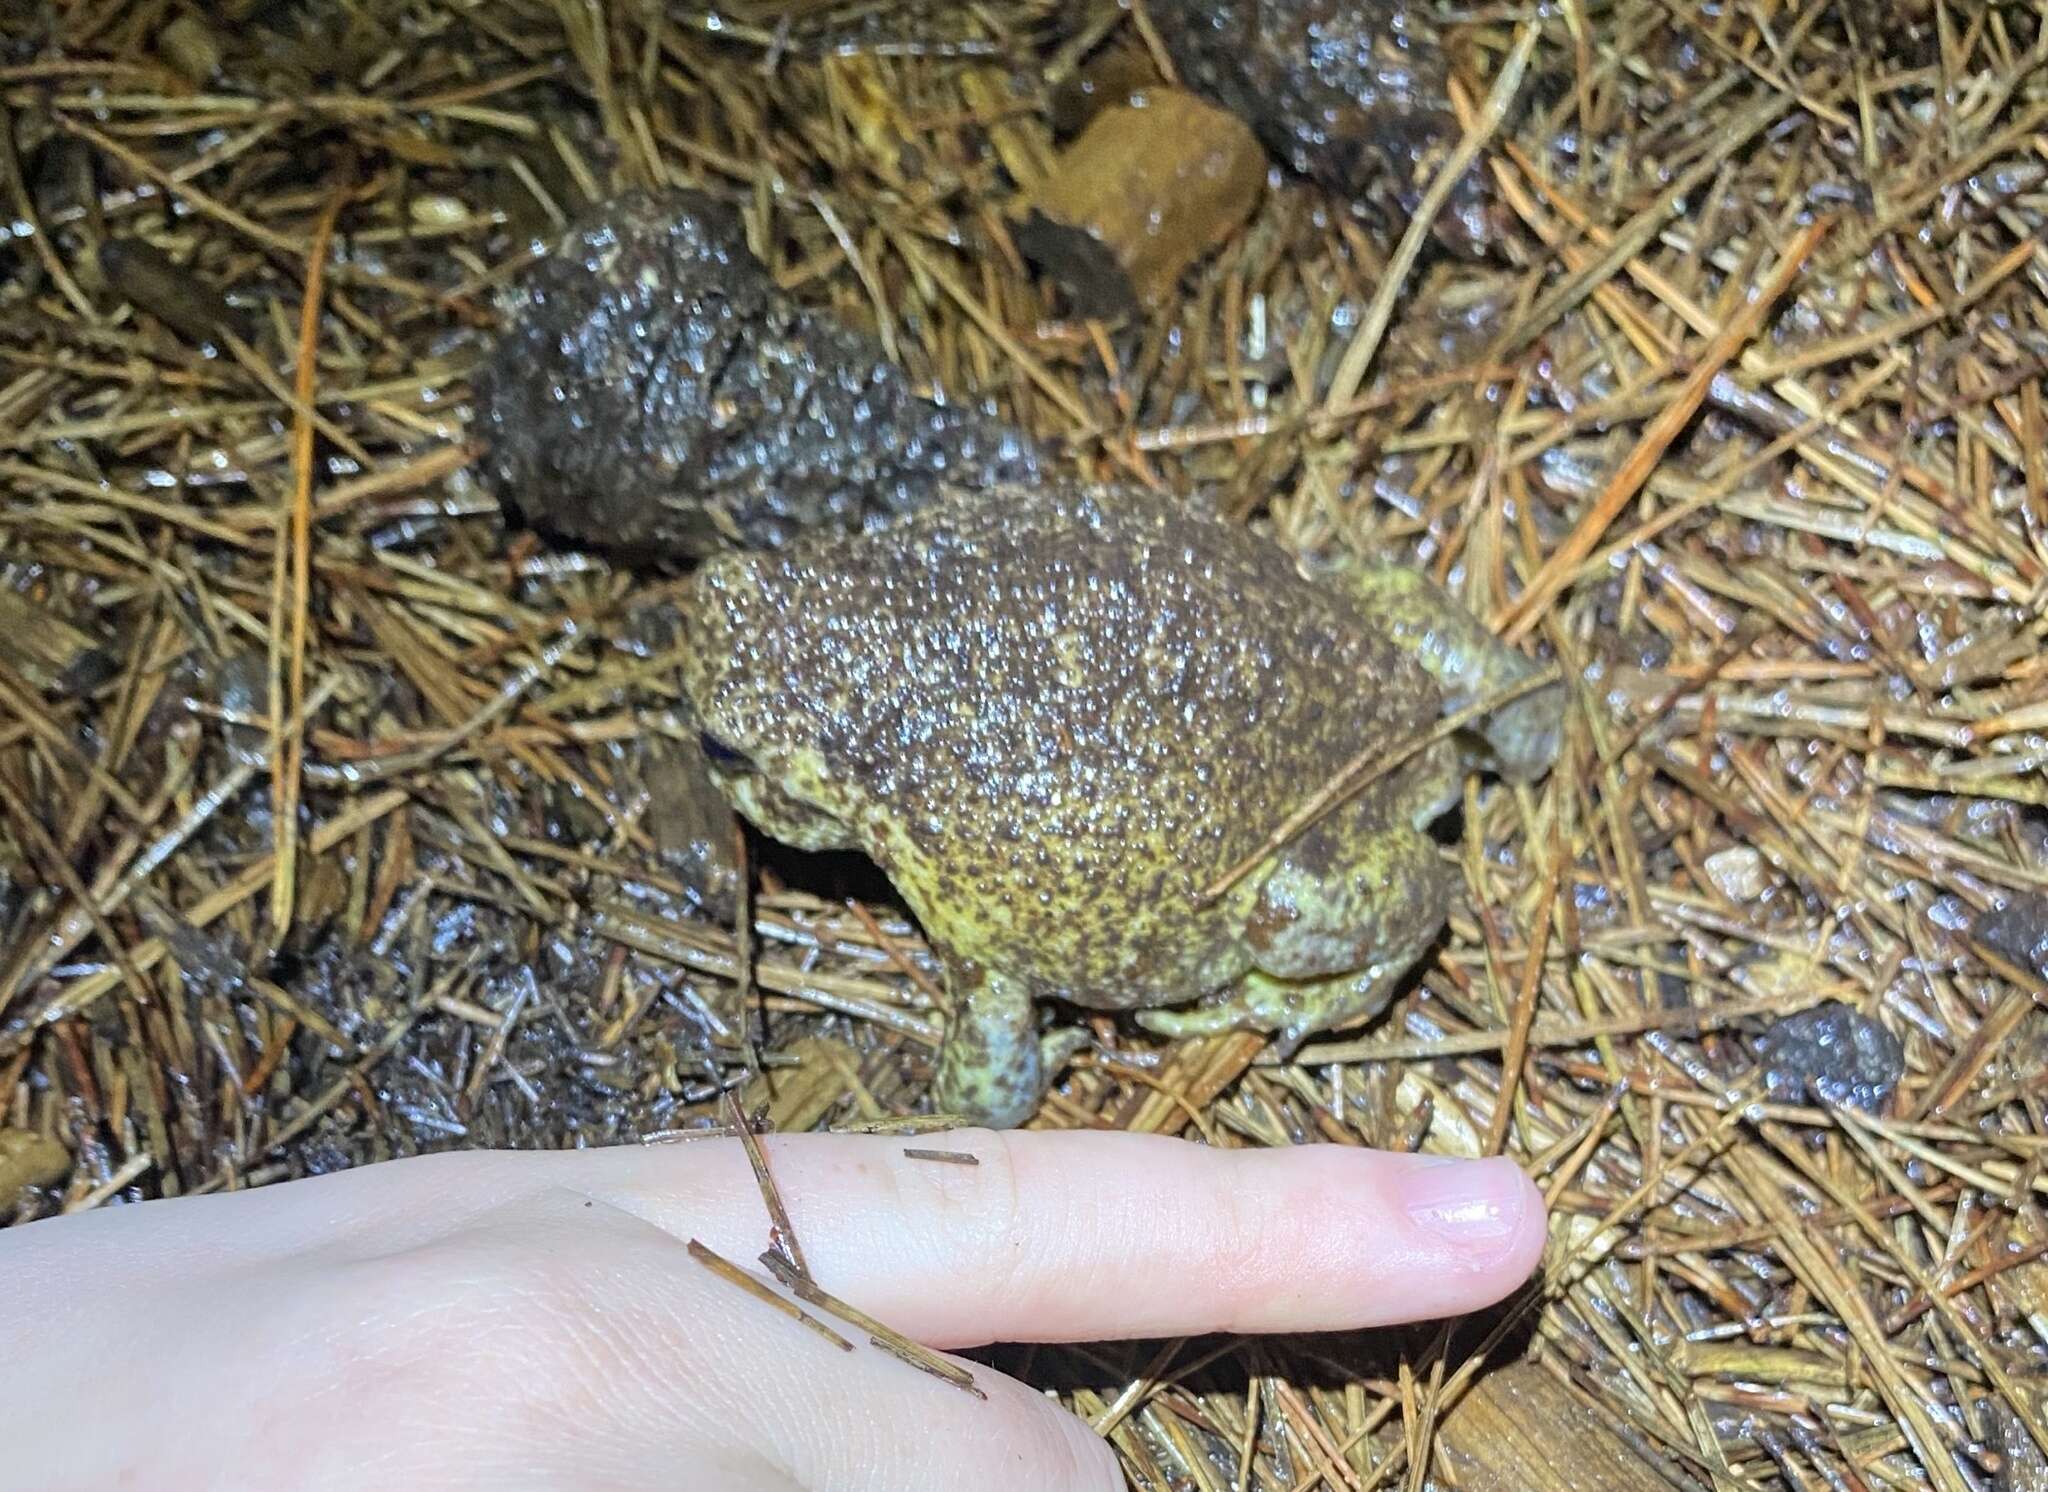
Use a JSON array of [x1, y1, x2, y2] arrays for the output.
[[700, 733, 750, 769]]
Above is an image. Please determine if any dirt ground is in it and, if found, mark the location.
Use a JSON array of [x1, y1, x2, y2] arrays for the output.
[[4, 1, 2048, 1487]]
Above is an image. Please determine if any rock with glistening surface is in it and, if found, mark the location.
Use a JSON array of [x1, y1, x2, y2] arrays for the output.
[[1755, 1001, 1904, 1113], [1975, 893, 2048, 976], [473, 188, 1041, 559], [1149, 0, 1495, 255]]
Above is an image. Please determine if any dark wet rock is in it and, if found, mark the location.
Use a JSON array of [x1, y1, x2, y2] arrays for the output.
[[1151, 0, 1494, 254], [1975, 894, 2048, 978], [1755, 1000, 1904, 1113], [473, 189, 1041, 560]]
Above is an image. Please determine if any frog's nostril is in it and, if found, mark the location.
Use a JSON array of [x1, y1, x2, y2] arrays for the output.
[[700, 733, 749, 768]]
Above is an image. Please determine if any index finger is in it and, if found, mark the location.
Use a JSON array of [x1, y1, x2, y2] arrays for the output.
[[601, 1129, 1547, 1349]]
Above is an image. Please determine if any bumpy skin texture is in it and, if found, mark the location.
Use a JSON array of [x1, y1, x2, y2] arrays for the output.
[[473, 189, 1040, 558], [1152, 0, 1494, 255], [680, 485, 1559, 1126], [1755, 1001, 1904, 1114]]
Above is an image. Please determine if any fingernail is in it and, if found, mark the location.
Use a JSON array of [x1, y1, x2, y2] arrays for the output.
[[1396, 1157, 1529, 1268]]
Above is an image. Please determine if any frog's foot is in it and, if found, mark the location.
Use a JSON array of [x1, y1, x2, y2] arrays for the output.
[[1042, 1024, 1093, 1074], [931, 964, 1065, 1129], [1135, 1001, 1259, 1040], [1320, 559, 1565, 782]]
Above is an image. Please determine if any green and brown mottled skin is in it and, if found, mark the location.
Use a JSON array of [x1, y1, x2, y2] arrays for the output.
[[679, 484, 1562, 1127]]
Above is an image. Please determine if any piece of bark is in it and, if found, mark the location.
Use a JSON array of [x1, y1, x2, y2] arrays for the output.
[[0, 587, 115, 694], [637, 730, 744, 919], [1437, 1360, 1680, 1492], [741, 1037, 861, 1135], [1013, 89, 1264, 319], [99, 237, 242, 347]]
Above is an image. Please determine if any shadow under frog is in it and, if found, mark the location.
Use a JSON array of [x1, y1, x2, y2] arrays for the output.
[[679, 483, 1563, 1127]]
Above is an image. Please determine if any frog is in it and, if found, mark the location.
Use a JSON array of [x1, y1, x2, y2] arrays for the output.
[[678, 483, 1563, 1127]]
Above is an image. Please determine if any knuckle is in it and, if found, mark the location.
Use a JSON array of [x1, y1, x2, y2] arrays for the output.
[[891, 1128, 1025, 1236], [315, 1208, 621, 1416], [937, 1129, 1037, 1308], [1185, 1166, 1281, 1327], [875, 1127, 1041, 1315]]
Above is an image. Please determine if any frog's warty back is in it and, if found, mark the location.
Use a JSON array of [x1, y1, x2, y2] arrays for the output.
[[678, 483, 1448, 1006]]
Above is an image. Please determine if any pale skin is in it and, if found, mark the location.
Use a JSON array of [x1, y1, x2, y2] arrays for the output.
[[0, 1131, 1547, 1491]]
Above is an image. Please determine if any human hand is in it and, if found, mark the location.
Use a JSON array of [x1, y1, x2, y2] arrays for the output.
[[1, 1130, 1545, 1490]]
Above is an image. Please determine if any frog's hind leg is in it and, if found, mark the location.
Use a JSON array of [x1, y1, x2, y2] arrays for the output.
[[1323, 559, 1564, 782], [1134, 950, 1435, 1050], [931, 961, 1086, 1129], [1138, 823, 1454, 1049]]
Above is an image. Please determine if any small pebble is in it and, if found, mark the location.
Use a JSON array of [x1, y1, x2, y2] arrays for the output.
[[1704, 846, 1768, 902], [408, 193, 472, 230], [1755, 1001, 1903, 1113], [158, 14, 221, 85], [0, 1129, 71, 1196]]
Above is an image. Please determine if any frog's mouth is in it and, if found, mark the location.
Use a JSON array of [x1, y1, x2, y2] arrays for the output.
[[697, 731, 862, 857]]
